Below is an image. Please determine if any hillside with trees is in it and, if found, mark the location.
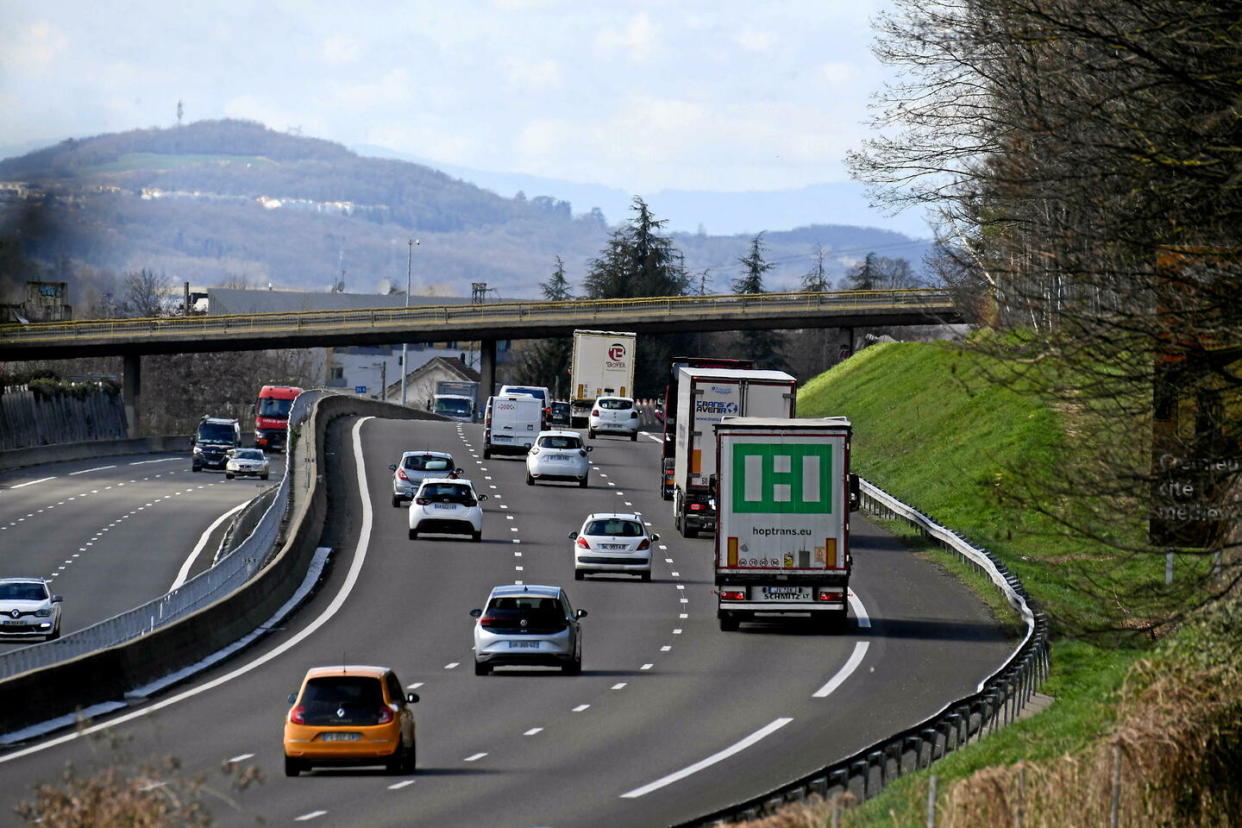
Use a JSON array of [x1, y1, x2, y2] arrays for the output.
[[0, 120, 932, 315]]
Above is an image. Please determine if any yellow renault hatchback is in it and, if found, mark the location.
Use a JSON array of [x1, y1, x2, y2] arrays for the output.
[[283, 665, 419, 777]]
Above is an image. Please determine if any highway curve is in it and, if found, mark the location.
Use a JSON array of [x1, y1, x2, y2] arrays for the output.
[[0, 451, 285, 653], [0, 415, 1011, 826]]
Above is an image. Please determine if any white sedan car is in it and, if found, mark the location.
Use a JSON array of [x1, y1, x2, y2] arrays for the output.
[[0, 578, 63, 640], [570, 513, 658, 581], [226, 448, 270, 480], [525, 430, 592, 487], [588, 396, 639, 441], [408, 478, 487, 542]]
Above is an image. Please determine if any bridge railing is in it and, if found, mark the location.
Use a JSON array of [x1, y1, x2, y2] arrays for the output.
[[0, 289, 957, 345]]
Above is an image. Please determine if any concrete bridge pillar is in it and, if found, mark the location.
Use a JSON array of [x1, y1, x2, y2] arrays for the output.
[[123, 353, 141, 437], [480, 339, 497, 400]]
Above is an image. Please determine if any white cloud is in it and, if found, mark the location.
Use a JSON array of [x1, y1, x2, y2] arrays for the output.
[[734, 29, 777, 53], [4, 21, 69, 69], [595, 12, 659, 61], [503, 57, 563, 91], [321, 35, 361, 64], [818, 61, 857, 87], [326, 69, 415, 110]]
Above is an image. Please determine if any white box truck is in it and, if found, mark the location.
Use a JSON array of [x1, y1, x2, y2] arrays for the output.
[[483, 394, 544, 459], [569, 330, 637, 427], [672, 368, 797, 538], [713, 417, 857, 632]]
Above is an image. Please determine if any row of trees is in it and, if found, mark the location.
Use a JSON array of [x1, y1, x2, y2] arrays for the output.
[[850, 0, 1241, 628], [512, 197, 920, 397]]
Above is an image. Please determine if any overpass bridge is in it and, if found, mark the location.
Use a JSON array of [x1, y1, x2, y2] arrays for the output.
[[1, 288, 962, 430]]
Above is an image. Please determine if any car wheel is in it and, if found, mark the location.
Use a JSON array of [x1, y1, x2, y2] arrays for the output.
[[525, 473, 535, 486], [588, 430, 596, 440], [719, 614, 740, 632], [474, 660, 490, 676], [578, 476, 588, 488], [261, 472, 269, 480], [630, 431, 637, 441], [681, 519, 698, 539], [563, 657, 582, 676], [403, 741, 417, 773], [386, 747, 406, 775], [574, 569, 584, 581], [226, 472, 234, 479], [46, 626, 60, 641], [392, 496, 402, 508], [408, 528, 417, 540], [284, 756, 303, 777], [483, 448, 492, 459], [640, 571, 651, 582], [472, 530, 482, 543], [192, 465, 201, 472]]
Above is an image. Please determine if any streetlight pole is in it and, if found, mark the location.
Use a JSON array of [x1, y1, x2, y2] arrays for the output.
[[400, 239, 419, 406]]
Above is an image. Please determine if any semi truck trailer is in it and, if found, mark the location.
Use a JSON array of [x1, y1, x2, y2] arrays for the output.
[[569, 330, 636, 427]]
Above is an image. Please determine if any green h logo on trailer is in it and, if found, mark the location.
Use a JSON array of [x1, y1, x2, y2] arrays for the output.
[[732, 444, 833, 514]]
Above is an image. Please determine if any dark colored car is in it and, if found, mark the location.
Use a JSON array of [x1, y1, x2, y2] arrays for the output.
[[549, 401, 573, 428]]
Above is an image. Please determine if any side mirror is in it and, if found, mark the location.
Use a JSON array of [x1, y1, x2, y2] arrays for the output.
[[388, 464, 398, 471], [848, 473, 861, 512], [51, 595, 63, 603], [568, 531, 578, 539], [189, 437, 196, 448], [454, 468, 464, 476], [575, 609, 588, 619], [287, 692, 297, 704], [469, 608, 482, 618], [406, 693, 420, 704], [650, 534, 660, 542], [585, 446, 593, 452], [477, 493, 488, 501]]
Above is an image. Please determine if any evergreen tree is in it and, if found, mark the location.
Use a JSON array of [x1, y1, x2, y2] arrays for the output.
[[516, 256, 575, 396], [732, 233, 785, 370]]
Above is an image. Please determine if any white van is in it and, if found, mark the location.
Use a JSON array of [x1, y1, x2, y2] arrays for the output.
[[483, 394, 545, 459]]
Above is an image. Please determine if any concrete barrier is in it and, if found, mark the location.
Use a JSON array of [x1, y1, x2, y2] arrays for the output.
[[0, 432, 260, 475], [0, 398, 440, 735]]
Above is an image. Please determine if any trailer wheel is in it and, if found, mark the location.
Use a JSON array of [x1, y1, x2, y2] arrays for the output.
[[718, 614, 739, 632]]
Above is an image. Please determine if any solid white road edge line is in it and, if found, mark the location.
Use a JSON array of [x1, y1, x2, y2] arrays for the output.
[[619, 717, 794, 799], [0, 416, 379, 767], [848, 590, 872, 628], [169, 502, 248, 591], [69, 465, 117, 476], [10, 477, 55, 489], [812, 641, 871, 699]]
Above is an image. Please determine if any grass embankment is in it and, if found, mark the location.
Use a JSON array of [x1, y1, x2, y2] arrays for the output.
[[737, 341, 1238, 826]]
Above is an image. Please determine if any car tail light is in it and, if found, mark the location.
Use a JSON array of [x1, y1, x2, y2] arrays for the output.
[[289, 705, 307, 724], [630, 411, 638, 418], [819, 590, 844, 602], [636, 538, 651, 550], [397, 468, 409, 481], [689, 502, 704, 511], [480, 613, 505, 628], [415, 497, 428, 505], [377, 705, 394, 724], [576, 537, 591, 549], [592, 409, 600, 417], [719, 590, 746, 601]]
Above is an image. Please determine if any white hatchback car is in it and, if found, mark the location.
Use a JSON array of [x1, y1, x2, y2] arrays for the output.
[[0, 578, 63, 640], [570, 513, 658, 581], [226, 448, 270, 480], [525, 430, 592, 487], [469, 584, 587, 676], [588, 396, 639, 441], [408, 478, 487, 542]]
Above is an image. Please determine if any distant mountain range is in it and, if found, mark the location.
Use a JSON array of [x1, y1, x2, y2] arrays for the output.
[[0, 120, 934, 304]]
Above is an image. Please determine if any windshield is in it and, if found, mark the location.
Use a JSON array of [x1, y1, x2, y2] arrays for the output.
[[0, 582, 48, 601], [586, 519, 644, 537], [197, 422, 236, 443], [597, 398, 633, 410], [234, 449, 264, 461], [538, 435, 582, 450], [434, 398, 472, 416], [258, 397, 294, 418]]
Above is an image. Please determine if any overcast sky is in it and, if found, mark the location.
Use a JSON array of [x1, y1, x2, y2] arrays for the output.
[[2, 1, 897, 195]]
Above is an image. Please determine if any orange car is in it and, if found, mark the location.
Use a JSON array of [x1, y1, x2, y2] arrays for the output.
[[283, 665, 419, 777]]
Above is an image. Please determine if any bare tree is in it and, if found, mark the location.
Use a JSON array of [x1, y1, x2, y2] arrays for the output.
[[120, 269, 171, 318]]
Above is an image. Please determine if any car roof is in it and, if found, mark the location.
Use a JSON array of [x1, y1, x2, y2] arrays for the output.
[[487, 584, 561, 599], [201, 416, 238, 424], [401, 450, 453, 458], [302, 665, 389, 680], [583, 512, 642, 522], [537, 430, 581, 438], [594, 395, 634, 401], [0, 577, 48, 586], [416, 477, 473, 487]]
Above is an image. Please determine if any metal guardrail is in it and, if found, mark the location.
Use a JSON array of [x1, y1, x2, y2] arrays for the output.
[[0, 289, 958, 348], [0, 390, 324, 681], [678, 479, 1049, 827]]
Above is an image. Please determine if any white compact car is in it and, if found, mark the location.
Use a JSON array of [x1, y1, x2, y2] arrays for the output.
[[525, 430, 592, 487], [408, 478, 486, 542], [588, 396, 639, 441], [469, 584, 587, 676], [226, 448, 270, 480], [0, 578, 63, 640], [570, 513, 658, 581]]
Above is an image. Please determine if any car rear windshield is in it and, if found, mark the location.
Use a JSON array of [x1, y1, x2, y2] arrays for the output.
[[404, 454, 454, 471], [418, 483, 474, 502], [538, 435, 582, 449], [586, 519, 644, 537], [597, 398, 633, 410], [298, 676, 386, 726], [0, 583, 47, 601], [483, 596, 567, 633]]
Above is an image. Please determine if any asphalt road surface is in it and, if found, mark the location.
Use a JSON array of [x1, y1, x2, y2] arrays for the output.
[[0, 416, 1011, 826]]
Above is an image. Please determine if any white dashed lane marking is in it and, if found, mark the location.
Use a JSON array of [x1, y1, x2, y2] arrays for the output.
[[389, 780, 415, 790]]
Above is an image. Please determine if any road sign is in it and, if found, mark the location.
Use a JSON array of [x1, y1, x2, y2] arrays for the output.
[[355, 385, 367, 394]]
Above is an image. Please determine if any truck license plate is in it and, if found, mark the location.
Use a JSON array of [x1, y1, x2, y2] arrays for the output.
[[758, 586, 813, 601]]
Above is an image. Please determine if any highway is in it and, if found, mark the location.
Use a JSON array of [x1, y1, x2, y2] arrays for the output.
[[0, 415, 1012, 826], [0, 451, 285, 651]]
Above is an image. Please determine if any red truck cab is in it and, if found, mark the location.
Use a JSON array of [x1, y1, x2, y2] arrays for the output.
[[255, 385, 302, 452]]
